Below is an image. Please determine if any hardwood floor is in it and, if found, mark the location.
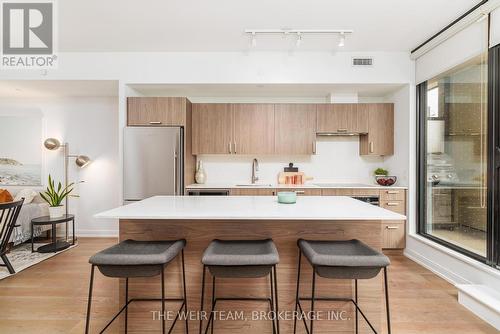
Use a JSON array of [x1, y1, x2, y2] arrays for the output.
[[0, 238, 497, 334]]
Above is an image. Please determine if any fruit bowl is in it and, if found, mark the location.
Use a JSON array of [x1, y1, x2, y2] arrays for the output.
[[375, 176, 397, 186]]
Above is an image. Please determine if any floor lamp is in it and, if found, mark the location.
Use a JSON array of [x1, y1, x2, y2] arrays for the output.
[[43, 138, 91, 217]]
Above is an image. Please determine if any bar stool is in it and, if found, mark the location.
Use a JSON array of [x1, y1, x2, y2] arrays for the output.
[[85, 239, 188, 334], [294, 239, 391, 334], [199, 239, 280, 334]]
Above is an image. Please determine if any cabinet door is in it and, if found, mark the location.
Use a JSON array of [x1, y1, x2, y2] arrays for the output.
[[279, 188, 321, 196], [274, 104, 317, 155], [382, 221, 405, 249], [192, 104, 233, 154], [230, 188, 276, 196], [317, 104, 358, 133], [127, 97, 159, 126], [232, 104, 275, 154], [359, 103, 394, 156], [128, 97, 186, 126]]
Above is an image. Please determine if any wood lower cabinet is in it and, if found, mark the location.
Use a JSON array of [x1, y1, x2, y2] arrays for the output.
[[359, 103, 394, 156], [316, 104, 368, 134], [274, 104, 317, 155], [230, 188, 276, 196], [278, 188, 321, 196], [232, 104, 275, 155], [127, 97, 186, 126], [192, 103, 233, 154]]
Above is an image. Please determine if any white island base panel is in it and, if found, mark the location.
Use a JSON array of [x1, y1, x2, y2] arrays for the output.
[[95, 195, 398, 334]]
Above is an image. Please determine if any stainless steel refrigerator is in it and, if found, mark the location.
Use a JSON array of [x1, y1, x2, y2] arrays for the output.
[[123, 127, 183, 204]]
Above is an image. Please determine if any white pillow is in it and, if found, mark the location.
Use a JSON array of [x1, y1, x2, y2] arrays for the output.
[[14, 189, 38, 204]]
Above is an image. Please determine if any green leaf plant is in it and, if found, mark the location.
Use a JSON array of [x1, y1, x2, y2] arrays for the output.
[[39, 174, 81, 207]]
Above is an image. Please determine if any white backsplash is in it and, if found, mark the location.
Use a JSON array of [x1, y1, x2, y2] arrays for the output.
[[197, 136, 387, 185]]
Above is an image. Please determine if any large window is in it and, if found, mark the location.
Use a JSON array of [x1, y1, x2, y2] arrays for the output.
[[418, 53, 489, 259]]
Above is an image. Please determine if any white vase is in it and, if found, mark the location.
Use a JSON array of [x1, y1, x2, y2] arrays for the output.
[[195, 160, 206, 184], [48, 206, 64, 218]]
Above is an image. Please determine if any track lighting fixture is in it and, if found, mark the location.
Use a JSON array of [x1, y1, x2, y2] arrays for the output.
[[244, 29, 352, 49]]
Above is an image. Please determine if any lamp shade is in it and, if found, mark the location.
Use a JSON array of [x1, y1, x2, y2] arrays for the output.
[[75, 155, 91, 168], [44, 138, 61, 150]]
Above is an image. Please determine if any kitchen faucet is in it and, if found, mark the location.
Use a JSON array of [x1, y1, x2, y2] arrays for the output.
[[251, 158, 259, 184]]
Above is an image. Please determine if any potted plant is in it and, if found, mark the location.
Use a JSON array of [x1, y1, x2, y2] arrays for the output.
[[373, 168, 397, 186], [39, 175, 79, 218]]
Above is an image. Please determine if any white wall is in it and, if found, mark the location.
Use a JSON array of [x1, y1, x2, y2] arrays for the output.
[[198, 138, 386, 185], [0, 97, 119, 236]]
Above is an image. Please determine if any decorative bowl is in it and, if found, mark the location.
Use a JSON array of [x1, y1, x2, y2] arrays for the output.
[[375, 175, 397, 187], [277, 191, 297, 204]]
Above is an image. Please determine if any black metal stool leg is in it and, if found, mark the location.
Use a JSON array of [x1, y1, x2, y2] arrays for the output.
[[384, 267, 391, 334], [85, 265, 95, 334], [273, 265, 280, 334], [210, 277, 215, 334], [181, 250, 189, 334], [310, 269, 316, 334], [161, 265, 165, 334], [293, 250, 301, 334], [199, 265, 207, 334], [270, 268, 277, 334], [355, 279, 358, 334], [125, 278, 129, 334]]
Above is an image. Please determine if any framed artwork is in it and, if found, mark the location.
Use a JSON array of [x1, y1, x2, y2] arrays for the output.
[[0, 115, 42, 186]]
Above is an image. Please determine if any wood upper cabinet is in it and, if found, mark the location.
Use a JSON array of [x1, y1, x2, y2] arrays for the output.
[[274, 104, 317, 155], [316, 104, 368, 134], [192, 103, 233, 154], [359, 103, 394, 156], [232, 104, 275, 154], [127, 97, 186, 126]]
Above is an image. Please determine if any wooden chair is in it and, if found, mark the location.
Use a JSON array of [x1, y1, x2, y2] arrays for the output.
[[0, 199, 24, 274]]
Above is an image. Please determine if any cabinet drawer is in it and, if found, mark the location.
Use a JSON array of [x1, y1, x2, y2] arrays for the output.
[[321, 188, 379, 196], [279, 188, 321, 196], [381, 201, 406, 215], [380, 189, 405, 201], [382, 221, 405, 249]]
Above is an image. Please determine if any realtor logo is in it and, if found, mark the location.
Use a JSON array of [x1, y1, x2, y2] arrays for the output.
[[1, 0, 57, 68]]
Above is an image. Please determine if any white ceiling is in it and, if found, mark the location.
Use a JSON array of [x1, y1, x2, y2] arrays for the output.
[[58, 0, 480, 52], [128, 83, 405, 98], [0, 81, 119, 97]]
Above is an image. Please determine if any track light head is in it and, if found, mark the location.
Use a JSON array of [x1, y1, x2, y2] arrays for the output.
[[296, 32, 302, 48], [251, 32, 257, 47], [338, 32, 345, 47]]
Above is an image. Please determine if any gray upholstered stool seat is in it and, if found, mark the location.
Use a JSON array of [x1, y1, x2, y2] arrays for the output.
[[202, 239, 279, 278], [298, 239, 390, 279], [89, 239, 186, 278]]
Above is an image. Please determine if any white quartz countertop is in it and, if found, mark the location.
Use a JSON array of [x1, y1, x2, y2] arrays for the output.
[[95, 196, 406, 221], [186, 183, 408, 189]]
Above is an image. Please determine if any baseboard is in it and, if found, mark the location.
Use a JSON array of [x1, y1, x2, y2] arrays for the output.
[[457, 285, 500, 331], [404, 247, 470, 285], [77, 230, 118, 237]]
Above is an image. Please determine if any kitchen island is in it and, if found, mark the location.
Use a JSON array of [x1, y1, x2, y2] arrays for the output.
[[96, 196, 405, 334]]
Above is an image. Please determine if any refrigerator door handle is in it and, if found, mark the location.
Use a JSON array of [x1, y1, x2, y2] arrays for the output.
[[174, 149, 177, 195]]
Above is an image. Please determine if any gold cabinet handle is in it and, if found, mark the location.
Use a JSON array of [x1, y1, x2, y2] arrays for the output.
[[338, 128, 348, 132], [228, 142, 232, 154], [149, 121, 162, 124], [386, 226, 399, 229], [369, 142, 374, 153], [387, 191, 399, 194], [386, 202, 399, 206], [312, 141, 316, 154], [234, 141, 237, 154], [295, 191, 305, 195]]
